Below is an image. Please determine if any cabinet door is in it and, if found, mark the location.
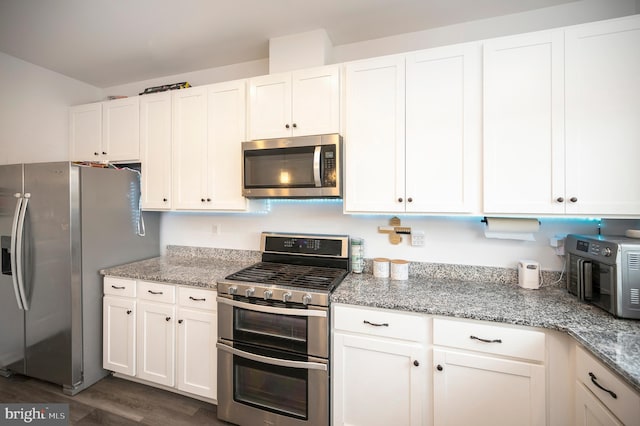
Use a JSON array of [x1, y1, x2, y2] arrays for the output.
[[565, 15, 640, 215], [249, 72, 291, 140], [176, 308, 217, 399], [483, 30, 565, 214], [140, 92, 172, 209], [292, 65, 340, 137], [433, 349, 545, 426], [406, 43, 481, 213], [69, 102, 102, 161], [575, 382, 623, 426], [333, 333, 426, 426], [172, 87, 208, 210], [344, 56, 405, 213], [103, 296, 136, 376], [207, 80, 249, 211], [136, 301, 175, 387], [102, 97, 140, 162]]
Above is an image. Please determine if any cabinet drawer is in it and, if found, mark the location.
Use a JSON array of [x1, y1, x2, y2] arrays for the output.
[[433, 318, 545, 362], [104, 277, 136, 297], [137, 281, 175, 304], [177, 286, 216, 311], [576, 345, 640, 426], [333, 304, 427, 342]]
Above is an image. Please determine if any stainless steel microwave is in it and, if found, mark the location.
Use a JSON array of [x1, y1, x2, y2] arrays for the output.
[[242, 134, 342, 198], [566, 234, 640, 319]]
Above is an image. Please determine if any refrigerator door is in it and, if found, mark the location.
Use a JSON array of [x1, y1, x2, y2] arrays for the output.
[[0, 164, 26, 375], [22, 162, 75, 387]]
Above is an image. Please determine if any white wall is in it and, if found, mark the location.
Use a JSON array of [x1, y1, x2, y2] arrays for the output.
[[0, 52, 102, 165]]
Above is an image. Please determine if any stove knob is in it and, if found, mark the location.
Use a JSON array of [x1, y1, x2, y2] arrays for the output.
[[302, 293, 312, 305], [602, 247, 612, 257], [227, 286, 238, 295], [263, 290, 273, 300], [245, 287, 255, 297], [282, 292, 292, 303]]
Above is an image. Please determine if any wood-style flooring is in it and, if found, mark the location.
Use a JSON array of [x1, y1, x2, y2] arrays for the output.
[[0, 373, 233, 425]]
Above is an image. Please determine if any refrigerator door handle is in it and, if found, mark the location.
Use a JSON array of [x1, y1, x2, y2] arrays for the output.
[[10, 193, 24, 310], [15, 193, 30, 310]]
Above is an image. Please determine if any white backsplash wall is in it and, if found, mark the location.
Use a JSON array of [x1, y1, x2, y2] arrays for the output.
[[158, 201, 639, 272]]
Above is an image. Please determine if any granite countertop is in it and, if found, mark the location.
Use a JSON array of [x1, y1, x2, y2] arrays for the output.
[[101, 247, 640, 394], [332, 272, 640, 393]]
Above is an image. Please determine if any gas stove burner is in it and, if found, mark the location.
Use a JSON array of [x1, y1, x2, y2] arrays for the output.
[[225, 262, 347, 291]]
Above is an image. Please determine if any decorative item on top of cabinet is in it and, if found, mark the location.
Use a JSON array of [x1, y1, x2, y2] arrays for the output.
[[344, 43, 481, 214], [248, 65, 340, 140], [70, 97, 140, 163]]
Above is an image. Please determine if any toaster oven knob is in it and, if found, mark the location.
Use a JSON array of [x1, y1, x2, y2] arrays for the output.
[[602, 247, 612, 257], [245, 287, 255, 297], [282, 292, 292, 303], [227, 286, 238, 295], [263, 290, 273, 300], [302, 294, 312, 305]]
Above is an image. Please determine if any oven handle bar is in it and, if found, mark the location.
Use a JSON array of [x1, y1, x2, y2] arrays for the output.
[[217, 342, 328, 371], [217, 296, 327, 318]]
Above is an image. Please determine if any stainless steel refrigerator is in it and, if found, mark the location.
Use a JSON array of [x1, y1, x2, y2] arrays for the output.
[[0, 162, 159, 395]]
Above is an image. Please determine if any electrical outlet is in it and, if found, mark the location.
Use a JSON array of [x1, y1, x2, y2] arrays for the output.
[[411, 230, 425, 247]]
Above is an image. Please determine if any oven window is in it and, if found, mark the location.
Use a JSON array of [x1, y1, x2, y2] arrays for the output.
[[591, 263, 614, 308], [234, 353, 308, 419], [234, 305, 307, 354]]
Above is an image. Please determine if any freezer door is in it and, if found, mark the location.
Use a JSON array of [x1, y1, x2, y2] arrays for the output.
[[22, 162, 76, 387], [0, 164, 25, 374]]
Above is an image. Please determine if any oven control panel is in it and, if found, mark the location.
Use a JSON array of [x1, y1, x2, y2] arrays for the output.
[[261, 232, 349, 258]]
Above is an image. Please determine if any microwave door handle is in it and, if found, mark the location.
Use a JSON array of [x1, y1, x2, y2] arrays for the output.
[[583, 261, 593, 300], [313, 146, 322, 187], [217, 342, 327, 371]]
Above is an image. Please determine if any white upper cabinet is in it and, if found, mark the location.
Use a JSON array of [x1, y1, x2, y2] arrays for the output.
[[140, 92, 172, 210], [406, 43, 481, 213], [345, 44, 481, 214], [172, 82, 249, 211], [564, 15, 640, 216], [483, 29, 565, 214], [70, 97, 140, 163], [344, 55, 406, 213], [248, 65, 340, 140]]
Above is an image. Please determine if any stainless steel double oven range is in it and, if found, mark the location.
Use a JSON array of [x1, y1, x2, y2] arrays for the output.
[[216, 232, 349, 426]]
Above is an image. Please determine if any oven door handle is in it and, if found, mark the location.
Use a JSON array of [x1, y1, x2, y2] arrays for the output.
[[217, 296, 327, 318], [217, 342, 328, 371]]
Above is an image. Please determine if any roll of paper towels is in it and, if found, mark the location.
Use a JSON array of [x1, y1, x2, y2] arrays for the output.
[[484, 217, 539, 241]]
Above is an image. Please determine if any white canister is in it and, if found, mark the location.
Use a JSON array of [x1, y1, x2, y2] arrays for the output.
[[373, 258, 390, 278], [390, 259, 409, 280], [518, 260, 540, 289]]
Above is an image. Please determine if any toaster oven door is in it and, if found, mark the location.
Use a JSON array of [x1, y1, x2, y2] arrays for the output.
[[568, 253, 616, 313]]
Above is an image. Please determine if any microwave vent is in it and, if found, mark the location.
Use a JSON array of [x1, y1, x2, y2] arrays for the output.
[[628, 253, 640, 270], [631, 288, 640, 305]]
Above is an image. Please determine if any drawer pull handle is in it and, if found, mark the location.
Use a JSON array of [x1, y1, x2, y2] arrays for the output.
[[589, 372, 617, 399], [363, 320, 389, 327], [148, 290, 163, 295], [470, 335, 502, 344], [111, 285, 125, 289], [189, 296, 206, 301]]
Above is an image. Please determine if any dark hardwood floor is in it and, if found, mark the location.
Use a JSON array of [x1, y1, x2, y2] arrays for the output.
[[0, 373, 233, 425]]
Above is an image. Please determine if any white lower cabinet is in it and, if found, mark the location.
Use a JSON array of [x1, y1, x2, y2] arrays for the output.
[[574, 345, 640, 426], [332, 304, 429, 426], [432, 318, 546, 426], [102, 277, 217, 401]]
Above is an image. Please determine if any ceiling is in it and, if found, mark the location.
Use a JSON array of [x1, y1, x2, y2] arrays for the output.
[[0, 0, 579, 88]]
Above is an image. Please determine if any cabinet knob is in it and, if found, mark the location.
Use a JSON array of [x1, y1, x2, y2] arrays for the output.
[[556, 197, 564, 203], [165, 316, 171, 322], [397, 197, 403, 203], [407, 197, 413, 203], [436, 364, 443, 371], [102, 151, 107, 155], [413, 360, 420, 367], [292, 123, 297, 128], [178, 319, 183, 324], [94, 152, 99, 156], [126, 310, 132, 315], [285, 124, 290, 129], [206, 198, 211, 202], [570, 197, 578, 203], [201, 198, 206, 202], [163, 198, 168, 202]]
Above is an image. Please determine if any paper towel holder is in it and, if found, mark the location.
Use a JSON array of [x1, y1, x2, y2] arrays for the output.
[[481, 217, 541, 226]]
